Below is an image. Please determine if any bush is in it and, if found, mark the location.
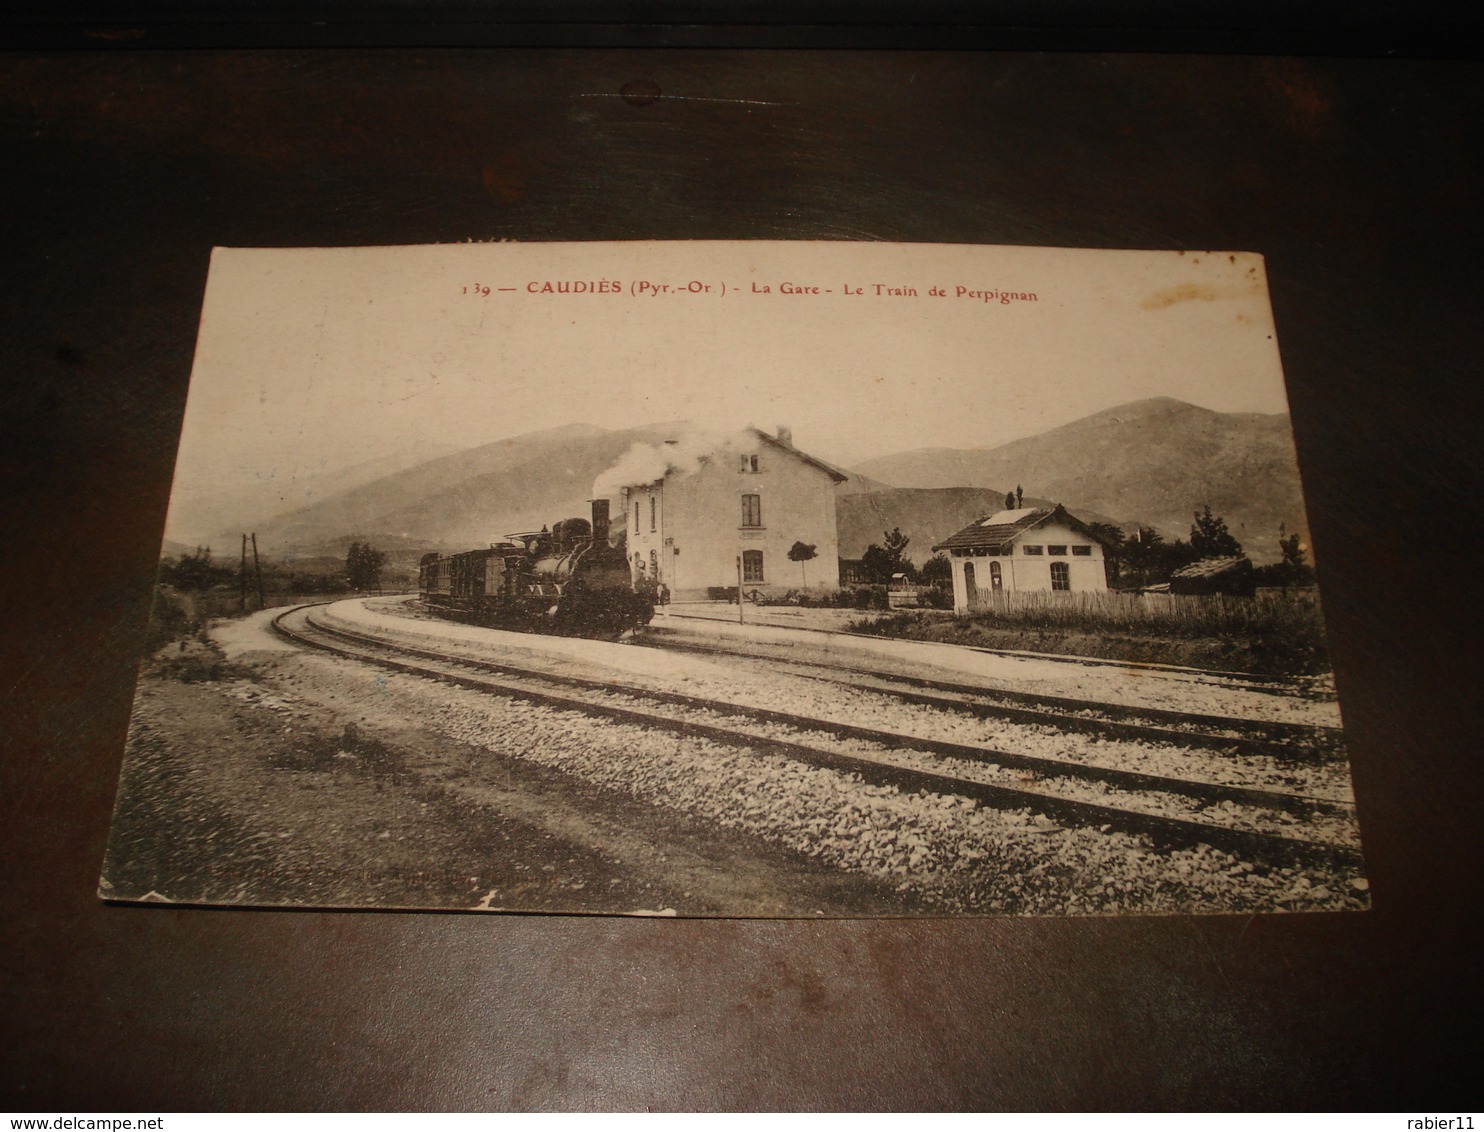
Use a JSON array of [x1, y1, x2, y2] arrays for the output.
[[840, 585, 889, 610], [142, 586, 197, 655], [846, 589, 1333, 676], [289, 573, 350, 595], [150, 638, 253, 684], [919, 585, 954, 610]]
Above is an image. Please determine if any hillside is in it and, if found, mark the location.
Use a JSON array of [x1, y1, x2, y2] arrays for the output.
[[165, 442, 463, 547], [838, 487, 1028, 565], [832, 469, 895, 496], [855, 398, 1309, 563], [230, 423, 679, 558]]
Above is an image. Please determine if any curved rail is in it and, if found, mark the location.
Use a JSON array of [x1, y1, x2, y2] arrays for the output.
[[271, 606, 1362, 872]]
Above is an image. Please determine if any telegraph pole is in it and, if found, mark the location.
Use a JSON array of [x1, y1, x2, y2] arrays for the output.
[[736, 554, 744, 624], [251, 533, 266, 609]]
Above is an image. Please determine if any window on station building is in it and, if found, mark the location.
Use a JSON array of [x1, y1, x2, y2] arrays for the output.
[[1048, 545, 1068, 556], [741, 493, 762, 528], [650, 549, 659, 578], [649, 495, 656, 532], [633, 501, 640, 534], [1022, 544, 1043, 555], [742, 550, 765, 582], [1051, 561, 1070, 590], [739, 453, 759, 473], [1072, 545, 1093, 556]]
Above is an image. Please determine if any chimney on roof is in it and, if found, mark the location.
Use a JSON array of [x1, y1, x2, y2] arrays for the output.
[[776, 425, 793, 445]]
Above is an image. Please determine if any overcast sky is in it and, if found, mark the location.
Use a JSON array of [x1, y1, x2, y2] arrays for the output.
[[171, 240, 1292, 501]]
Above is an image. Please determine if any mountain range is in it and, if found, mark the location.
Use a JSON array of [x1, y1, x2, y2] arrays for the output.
[[173, 398, 1311, 568], [851, 398, 1310, 563], [181, 422, 681, 557]]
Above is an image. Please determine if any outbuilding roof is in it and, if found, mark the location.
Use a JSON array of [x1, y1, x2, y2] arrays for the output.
[[932, 504, 1111, 553], [1170, 555, 1251, 581]]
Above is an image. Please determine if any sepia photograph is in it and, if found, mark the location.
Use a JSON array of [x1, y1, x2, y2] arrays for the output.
[[100, 239, 1366, 917]]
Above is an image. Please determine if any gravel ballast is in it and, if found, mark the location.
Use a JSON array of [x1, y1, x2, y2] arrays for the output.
[[272, 600, 1369, 915]]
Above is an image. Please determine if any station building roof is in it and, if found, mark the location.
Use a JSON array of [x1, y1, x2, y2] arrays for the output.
[[932, 504, 1111, 554]]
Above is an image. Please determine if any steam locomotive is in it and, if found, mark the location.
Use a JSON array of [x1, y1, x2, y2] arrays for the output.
[[418, 499, 653, 637]]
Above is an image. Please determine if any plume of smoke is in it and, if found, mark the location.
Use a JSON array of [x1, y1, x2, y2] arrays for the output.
[[592, 427, 760, 499]]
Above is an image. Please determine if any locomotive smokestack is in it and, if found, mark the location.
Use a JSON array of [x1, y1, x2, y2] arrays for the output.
[[590, 497, 611, 546]]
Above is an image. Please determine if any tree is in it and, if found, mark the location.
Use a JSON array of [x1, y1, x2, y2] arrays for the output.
[[1278, 524, 1306, 569], [1120, 526, 1196, 587], [882, 528, 913, 578], [859, 543, 895, 584], [1015, 484, 1024, 509], [1274, 523, 1315, 586], [787, 540, 818, 587], [1120, 526, 1163, 587], [346, 541, 386, 592], [920, 553, 952, 587], [1004, 491, 1015, 510], [1189, 505, 1244, 558], [159, 546, 235, 591]]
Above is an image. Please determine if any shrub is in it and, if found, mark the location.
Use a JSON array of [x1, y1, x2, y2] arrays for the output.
[[289, 573, 350, 595], [150, 638, 253, 684], [919, 585, 954, 610], [847, 589, 1332, 675]]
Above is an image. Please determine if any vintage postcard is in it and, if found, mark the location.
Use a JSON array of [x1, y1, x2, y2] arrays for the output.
[[100, 241, 1366, 916]]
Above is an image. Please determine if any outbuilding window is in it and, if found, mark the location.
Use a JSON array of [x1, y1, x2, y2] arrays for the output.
[[741, 494, 762, 528], [1051, 561, 1070, 590], [1072, 545, 1093, 556], [1023, 545, 1044, 555], [1048, 545, 1068, 556], [742, 550, 765, 582], [990, 561, 1003, 591]]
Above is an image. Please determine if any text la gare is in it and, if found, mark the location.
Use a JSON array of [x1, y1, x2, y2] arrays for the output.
[[753, 282, 927, 297]]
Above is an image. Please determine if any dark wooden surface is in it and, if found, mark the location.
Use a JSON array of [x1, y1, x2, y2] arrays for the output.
[[1, 50, 1479, 1111]]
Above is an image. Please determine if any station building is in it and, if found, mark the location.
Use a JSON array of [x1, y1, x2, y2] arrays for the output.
[[608, 427, 846, 601], [933, 505, 1111, 613]]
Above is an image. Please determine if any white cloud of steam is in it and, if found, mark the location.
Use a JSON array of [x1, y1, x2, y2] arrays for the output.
[[592, 427, 762, 499]]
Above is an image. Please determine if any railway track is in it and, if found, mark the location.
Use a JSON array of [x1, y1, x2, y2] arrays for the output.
[[272, 605, 1361, 873], [635, 633, 1345, 762]]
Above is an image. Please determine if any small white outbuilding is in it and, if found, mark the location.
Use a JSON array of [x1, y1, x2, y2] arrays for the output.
[[932, 505, 1112, 613]]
